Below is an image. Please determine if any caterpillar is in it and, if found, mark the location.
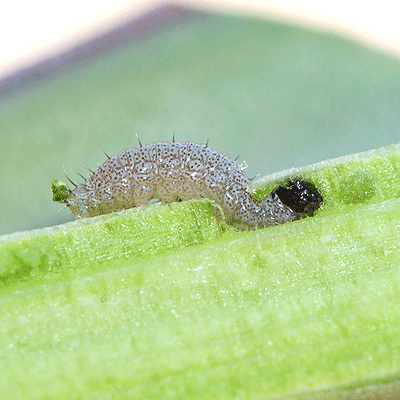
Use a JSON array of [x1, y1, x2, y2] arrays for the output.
[[51, 141, 323, 230]]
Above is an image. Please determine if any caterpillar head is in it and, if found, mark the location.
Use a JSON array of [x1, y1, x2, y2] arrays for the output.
[[271, 179, 323, 216]]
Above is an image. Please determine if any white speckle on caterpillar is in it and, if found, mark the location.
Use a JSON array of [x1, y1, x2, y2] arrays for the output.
[[52, 141, 323, 230]]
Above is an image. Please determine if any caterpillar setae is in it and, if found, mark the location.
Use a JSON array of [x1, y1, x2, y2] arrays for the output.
[[51, 140, 323, 230]]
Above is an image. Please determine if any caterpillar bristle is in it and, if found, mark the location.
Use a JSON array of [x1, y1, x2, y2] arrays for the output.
[[77, 172, 86, 182], [66, 176, 76, 187], [135, 133, 142, 147], [83, 166, 95, 176], [62, 166, 77, 188]]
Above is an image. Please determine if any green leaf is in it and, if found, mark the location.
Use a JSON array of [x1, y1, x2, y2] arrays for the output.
[[2, 9, 400, 234], [2, 143, 400, 399]]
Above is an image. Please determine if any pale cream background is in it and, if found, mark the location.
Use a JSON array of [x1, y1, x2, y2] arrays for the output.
[[2, 0, 400, 79]]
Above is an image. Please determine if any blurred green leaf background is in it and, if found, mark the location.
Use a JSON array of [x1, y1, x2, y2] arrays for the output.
[[1, 6, 400, 235]]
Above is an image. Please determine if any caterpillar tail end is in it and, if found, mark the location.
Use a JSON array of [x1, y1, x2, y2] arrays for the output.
[[51, 180, 70, 203]]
